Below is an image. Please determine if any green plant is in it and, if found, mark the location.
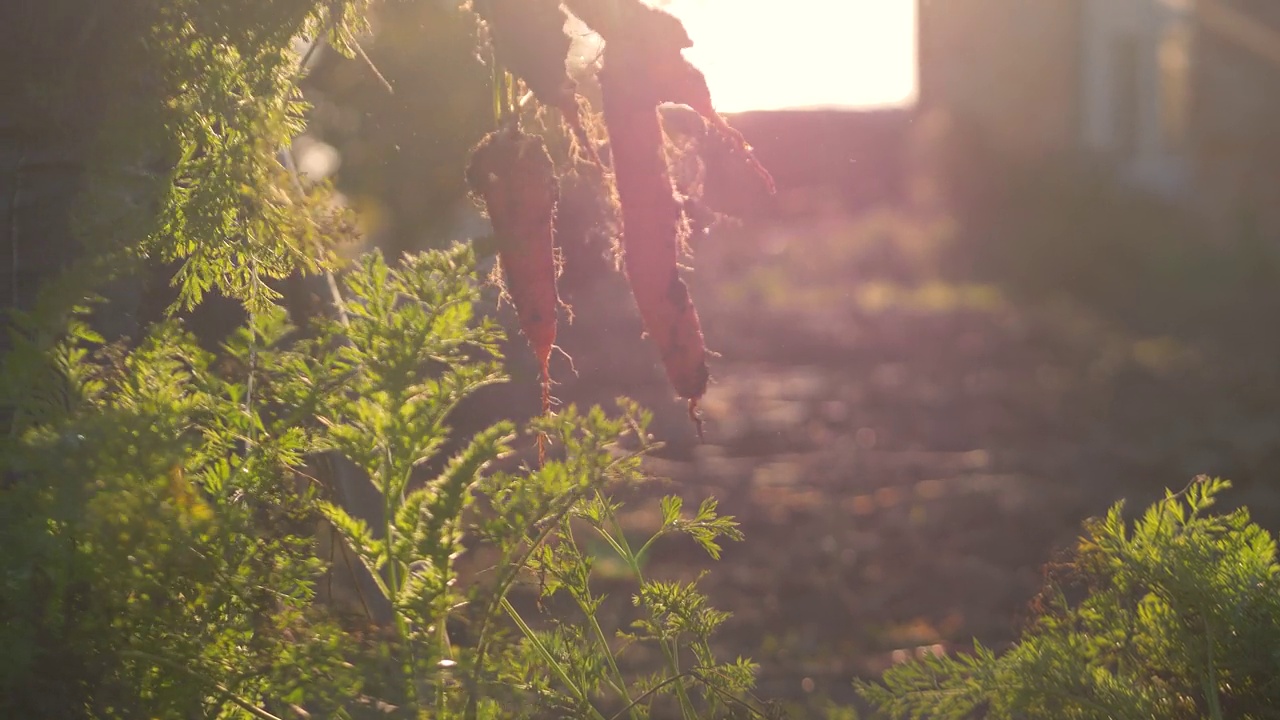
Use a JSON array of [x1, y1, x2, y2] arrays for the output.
[[1, 246, 770, 718], [858, 477, 1280, 719], [7, 1, 375, 323], [0, 291, 362, 718], [470, 423, 763, 720], [3, 2, 784, 717]]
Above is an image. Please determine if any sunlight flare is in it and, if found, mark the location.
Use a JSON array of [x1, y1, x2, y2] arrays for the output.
[[663, 0, 918, 112]]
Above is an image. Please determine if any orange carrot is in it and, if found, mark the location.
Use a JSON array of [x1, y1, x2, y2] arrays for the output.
[[560, 1, 774, 437], [599, 53, 709, 431], [465, 126, 560, 431]]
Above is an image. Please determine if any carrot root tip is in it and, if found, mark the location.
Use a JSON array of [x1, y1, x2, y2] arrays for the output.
[[553, 344, 580, 377], [688, 398, 705, 443]]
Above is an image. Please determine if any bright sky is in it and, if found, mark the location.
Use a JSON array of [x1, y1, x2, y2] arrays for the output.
[[663, 0, 918, 112]]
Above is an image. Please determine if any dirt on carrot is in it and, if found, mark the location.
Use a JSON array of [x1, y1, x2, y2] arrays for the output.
[[465, 125, 560, 426]]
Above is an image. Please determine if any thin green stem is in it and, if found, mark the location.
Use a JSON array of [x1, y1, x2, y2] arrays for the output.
[[380, 444, 417, 710], [585, 593, 634, 705], [658, 637, 695, 720], [592, 524, 632, 572], [607, 673, 692, 720], [437, 617, 453, 715], [244, 308, 257, 449], [634, 529, 669, 564], [592, 491, 639, 574], [502, 597, 609, 720], [1204, 617, 1223, 720], [489, 42, 504, 128], [348, 32, 393, 94], [561, 519, 636, 712], [690, 669, 774, 720], [465, 486, 590, 720], [506, 71, 518, 118], [593, 490, 697, 719]]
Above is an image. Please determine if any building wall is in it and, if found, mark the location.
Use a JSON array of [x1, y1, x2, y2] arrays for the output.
[[1191, 0, 1280, 240], [1079, 0, 1195, 197], [917, 0, 1280, 242], [917, 0, 1083, 162]]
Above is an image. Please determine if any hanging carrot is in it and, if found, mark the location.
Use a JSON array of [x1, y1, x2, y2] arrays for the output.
[[465, 125, 560, 427], [560, 0, 774, 437], [598, 53, 708, 433]]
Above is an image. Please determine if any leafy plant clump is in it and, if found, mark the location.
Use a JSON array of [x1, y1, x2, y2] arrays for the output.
[[858, 476, 1280, 719], [4, 1, 788, 717], [14, 0, 376, 317], [1, 246, 773, 719]]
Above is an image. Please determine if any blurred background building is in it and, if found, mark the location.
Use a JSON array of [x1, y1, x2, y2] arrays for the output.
[[918, 0, 1280, 238]]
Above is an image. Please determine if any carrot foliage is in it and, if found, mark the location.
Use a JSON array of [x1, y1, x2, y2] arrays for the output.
[[1, 4, 776, 718], [859, 477, 1280, 720]]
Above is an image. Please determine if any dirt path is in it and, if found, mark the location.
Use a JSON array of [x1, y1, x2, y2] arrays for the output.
[[479, 208, 1280, 711]]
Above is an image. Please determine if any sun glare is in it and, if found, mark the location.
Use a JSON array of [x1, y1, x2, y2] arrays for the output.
[[663, 0, 918, 112]]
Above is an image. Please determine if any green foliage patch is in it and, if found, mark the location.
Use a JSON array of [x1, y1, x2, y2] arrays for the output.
[[859, 477, 1280, 720], [1, 247, 771, 719]]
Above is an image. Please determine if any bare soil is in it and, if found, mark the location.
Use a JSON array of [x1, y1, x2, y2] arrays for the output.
[[467, 206, 1280, 712]]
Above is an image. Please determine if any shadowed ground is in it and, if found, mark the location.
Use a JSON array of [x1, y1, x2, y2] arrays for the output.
[[461, 200, 1280, 712]]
